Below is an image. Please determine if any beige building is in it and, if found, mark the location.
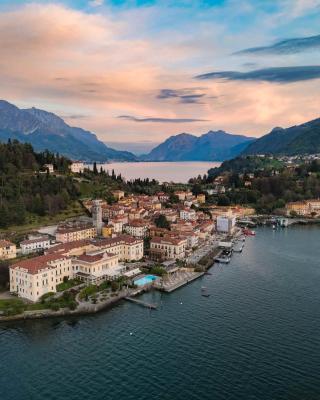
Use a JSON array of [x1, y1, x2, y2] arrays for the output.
[[56, 224, 97, 243], [10, 253, 72, 302], [47, 235, 144, 262], [285, 200, 320, 217], [72, 250, 123, 285], [150, 236, 187, 261], [0, 240, 16, 260], [112, 190, 125, 200]]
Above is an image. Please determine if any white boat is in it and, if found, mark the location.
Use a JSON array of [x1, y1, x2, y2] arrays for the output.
[[215, 256, 231, 263]]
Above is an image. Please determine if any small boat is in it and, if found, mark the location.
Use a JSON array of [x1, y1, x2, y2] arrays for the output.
[[243, 228, 256, 236], [201, 286, 207, 291], [214, 256, 231, 263], [204, 272, 212, 275]]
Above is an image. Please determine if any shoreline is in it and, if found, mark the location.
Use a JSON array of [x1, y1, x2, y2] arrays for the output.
[[0, 244, 223, 324]]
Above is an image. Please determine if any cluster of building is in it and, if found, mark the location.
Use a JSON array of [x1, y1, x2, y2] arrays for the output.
[[4, 189, 251, 303]]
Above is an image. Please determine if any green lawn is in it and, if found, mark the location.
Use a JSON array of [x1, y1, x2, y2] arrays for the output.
[[56, 279, 81, 292]]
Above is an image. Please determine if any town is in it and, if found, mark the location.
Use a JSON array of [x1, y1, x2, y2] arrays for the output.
[[0, 181, 255, 317], [1, 154, 320, 319]]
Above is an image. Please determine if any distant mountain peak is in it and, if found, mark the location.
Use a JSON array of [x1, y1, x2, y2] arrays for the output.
[[141, 130, 254, 161], [0, 100, 137, 162]]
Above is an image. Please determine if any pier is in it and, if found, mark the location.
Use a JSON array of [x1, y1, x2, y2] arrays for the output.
[[124, 297, 158, 310]]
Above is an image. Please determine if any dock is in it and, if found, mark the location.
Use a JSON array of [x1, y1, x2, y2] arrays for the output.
[[124, 297, 158, 309]]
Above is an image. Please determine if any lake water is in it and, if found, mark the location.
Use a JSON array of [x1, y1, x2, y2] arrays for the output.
[[1, 226, 320, 400], [92, 161, 220, 183]]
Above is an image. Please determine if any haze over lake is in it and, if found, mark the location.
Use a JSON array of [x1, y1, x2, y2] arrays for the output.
[[93, 162, 221, 183]]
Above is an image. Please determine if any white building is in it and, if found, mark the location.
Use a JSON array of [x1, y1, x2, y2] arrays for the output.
[[180, 208, 197, 221], [216, 216, 236, 234], [20, 236, 51, 255], [70, 161, 85, 173], [44, 164, 54, 174], [124, 220, 149, 239]]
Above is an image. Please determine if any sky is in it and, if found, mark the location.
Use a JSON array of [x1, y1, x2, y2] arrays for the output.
[[1, 0, 320, 153]]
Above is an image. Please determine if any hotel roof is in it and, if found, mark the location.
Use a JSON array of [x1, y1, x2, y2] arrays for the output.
[[11, 253, 69, 274]]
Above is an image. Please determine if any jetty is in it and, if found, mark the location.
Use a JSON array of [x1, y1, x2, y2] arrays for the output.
[[124, 297, 158, 310]]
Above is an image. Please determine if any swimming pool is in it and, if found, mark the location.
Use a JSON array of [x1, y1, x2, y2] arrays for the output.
[[134, 275, 158, 286]]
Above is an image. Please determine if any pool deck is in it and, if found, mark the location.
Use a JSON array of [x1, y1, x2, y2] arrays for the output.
[[155, 271, 205, 293]]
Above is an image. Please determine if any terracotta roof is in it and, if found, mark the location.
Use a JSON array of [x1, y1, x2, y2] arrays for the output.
[[0, 240, 15, 248], [77, 251, 116, 263], [56, 224, 94, 234], [11, 253, 69, 274], [46, 239, 91, 254], [150, 236, 186, 246]]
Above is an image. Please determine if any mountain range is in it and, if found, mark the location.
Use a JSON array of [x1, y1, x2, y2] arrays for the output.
[[0, 100, 137, 162], [1, 100, 319, 162], [141, 131, 254, 161], [243, 117, 320, 156]]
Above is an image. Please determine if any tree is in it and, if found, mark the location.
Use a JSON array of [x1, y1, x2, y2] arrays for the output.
[[154, 214, 170, 230], [217, 195, 230, 206], [93, 162, 98, 175]]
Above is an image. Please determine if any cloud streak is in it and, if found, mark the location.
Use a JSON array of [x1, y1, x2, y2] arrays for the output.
[[157, 88, 207, 104], [195, 66, 320, 83], [117, 115, 208, 123], [235, 34, 320, 55]]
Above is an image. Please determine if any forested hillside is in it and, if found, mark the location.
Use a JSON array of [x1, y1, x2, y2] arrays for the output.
[[0, 140, 78, 228]]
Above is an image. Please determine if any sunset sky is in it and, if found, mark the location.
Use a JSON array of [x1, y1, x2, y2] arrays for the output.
[[1, 0, 320, 153]]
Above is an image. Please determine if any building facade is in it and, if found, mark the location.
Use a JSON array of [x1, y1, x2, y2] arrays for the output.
[[20, 236, 51, 255], [0, 240, 16, 260]]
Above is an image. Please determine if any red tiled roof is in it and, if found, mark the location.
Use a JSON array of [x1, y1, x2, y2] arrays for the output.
[[11, 253, 68, 274], [46, 239, 91, 255], [150, 236, 186, 246]]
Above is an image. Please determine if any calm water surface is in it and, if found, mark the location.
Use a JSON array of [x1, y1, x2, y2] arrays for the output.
[[1, 226, 320, 400], [92, 161, 220, 183]]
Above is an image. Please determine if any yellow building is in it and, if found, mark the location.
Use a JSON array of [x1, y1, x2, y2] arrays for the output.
[[56, 224, 97, 243], [286, 201, 310, 216], [102, 226, 113, 237], [197, 194, 206, 204], [0, 240, 16, 260]]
